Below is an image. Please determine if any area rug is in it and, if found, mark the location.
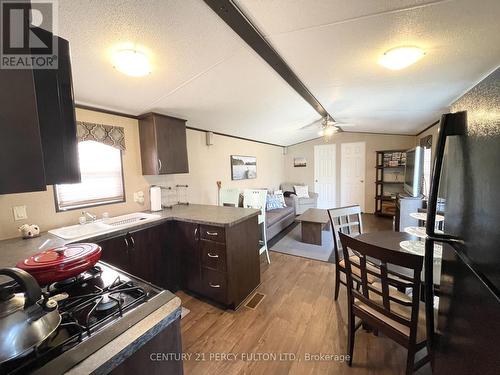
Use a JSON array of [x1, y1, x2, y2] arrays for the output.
[[270, 223, 334, 262]]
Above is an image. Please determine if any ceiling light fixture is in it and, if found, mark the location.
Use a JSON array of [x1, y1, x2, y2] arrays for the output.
[[113, 49, 151, 77], [318, 115, 338, 141], [378, 46, 425, 70]]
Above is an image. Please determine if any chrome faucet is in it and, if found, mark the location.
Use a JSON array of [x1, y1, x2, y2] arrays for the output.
[[82, 211, 97, 222]]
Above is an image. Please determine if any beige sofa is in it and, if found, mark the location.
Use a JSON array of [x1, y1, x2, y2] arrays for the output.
[[280, 183, 319, 215], [265, 196, 296, 240]]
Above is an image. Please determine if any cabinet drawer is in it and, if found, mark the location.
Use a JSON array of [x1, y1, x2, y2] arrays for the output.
[[201, 268, 228, 304], [200, 225, 225, 243], [201, 240, 227, 272]]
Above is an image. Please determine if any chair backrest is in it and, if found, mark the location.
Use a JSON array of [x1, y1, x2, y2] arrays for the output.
[[338, 232, 423, 342], [219, 188, 240, 207], [327, 205, 363, 265], [243, 189, 268, 221]]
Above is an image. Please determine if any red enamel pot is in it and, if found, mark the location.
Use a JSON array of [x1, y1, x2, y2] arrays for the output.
[[16, 243, 102, 285]]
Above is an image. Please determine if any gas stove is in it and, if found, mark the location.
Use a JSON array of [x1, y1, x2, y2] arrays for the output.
[[0, 262, 173, 375]]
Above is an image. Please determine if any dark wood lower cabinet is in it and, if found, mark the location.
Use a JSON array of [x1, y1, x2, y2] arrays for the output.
[[99, 215, 260, 309], [98, 223, 173, 290], [110, 317, 183, 375], [177, 216, 261, 309]]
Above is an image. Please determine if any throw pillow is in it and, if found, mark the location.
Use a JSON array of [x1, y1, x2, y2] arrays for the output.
[[266, 195, 283, 211], [294, 185, 310, 198], [273, 190, 287, 207]]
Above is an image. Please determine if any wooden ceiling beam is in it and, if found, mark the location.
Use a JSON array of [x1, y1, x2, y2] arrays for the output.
[[203, 0, 332, 120]]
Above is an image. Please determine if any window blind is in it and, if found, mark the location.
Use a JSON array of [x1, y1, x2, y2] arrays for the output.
[[55, 141, 125, 211]]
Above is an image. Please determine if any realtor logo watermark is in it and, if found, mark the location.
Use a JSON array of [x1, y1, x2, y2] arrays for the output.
[[1, 0, 58, 69]]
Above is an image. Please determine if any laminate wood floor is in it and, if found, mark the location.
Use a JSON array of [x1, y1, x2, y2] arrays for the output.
[[177, 215, 431, 375]]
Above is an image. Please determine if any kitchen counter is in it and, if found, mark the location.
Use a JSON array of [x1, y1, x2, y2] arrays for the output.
[[0, 204, 259, 267], [65, 296, 182, 375], [0, 204, 258, 373]]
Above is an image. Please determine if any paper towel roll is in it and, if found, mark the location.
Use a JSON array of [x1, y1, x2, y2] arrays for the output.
[[150, 186, 162, 211]]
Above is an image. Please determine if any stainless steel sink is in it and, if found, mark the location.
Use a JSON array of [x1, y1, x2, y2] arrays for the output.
[[48, 212, 161, 240]]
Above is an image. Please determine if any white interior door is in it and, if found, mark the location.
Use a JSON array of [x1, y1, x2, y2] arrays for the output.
[[341, 142, 366, 211], [314, 144, 336, 209]]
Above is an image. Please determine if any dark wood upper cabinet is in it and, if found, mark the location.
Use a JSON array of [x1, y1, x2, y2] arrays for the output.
[[0, 31, 79, 195], [34, 33, 81, 185], [0, 68, 46, 194], [138, 113, 189, 175]]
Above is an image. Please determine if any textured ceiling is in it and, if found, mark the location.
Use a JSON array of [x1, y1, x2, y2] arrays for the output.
[[58, 0, 500, 146]]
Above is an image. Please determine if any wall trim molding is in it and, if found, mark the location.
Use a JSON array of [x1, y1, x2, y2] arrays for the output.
[[415, 120, 440, 137], [76, 103, 285, 148], [185, 126, 284, 148], [76, 104, 139, 120], [77, 103, 435, 149]]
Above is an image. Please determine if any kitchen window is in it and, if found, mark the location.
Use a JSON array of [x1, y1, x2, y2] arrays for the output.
[[54, 140, 125, 211]]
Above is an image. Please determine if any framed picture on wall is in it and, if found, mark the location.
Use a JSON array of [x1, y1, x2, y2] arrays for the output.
[[294, 157, 307, 167], [231, 155, 257, 180]]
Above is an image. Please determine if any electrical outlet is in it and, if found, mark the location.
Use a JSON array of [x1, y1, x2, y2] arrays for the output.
[[13, 205, 27, 221]]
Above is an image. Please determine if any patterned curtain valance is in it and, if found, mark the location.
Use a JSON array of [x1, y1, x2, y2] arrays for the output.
[[76, 121, 126, 151]]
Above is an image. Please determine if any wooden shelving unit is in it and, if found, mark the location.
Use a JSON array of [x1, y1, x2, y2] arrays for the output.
[[375, 149, 407, 217]]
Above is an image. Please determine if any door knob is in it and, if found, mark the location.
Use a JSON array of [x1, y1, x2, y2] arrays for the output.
[[360, 180, 364, 183]]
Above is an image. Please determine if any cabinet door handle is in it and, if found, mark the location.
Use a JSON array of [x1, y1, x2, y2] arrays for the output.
[[209, 282, 221, 288], [124, 237, 129, 251], [158, 158, 162, 173], [206, 231, 218, 236], [207, 252, 219, 258], [129, 234, 135, 249], [194, 227, 198, 239]]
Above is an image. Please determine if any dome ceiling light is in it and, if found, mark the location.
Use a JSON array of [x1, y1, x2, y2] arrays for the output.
[[378, 46, 425, 70], [112, 49, 151, 77]]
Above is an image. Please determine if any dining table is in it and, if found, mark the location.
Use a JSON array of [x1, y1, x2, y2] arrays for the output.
[[355, 230, 442, 286]]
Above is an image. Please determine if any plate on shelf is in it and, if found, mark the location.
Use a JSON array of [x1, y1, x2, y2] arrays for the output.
[[399, 240, 443, 258], [409, 212, 445, 222], [403, 226, 444, 238]]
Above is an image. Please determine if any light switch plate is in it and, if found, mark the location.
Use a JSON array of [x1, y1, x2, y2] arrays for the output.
[[13, 205, 27, 221]]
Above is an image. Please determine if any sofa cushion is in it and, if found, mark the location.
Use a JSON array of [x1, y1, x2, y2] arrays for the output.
[[266, 206, 294, 227], [294, 185, 310, 198], [266, 195, 283, 210], [273, 190, 287, 207], [297, 196, 316, 205]]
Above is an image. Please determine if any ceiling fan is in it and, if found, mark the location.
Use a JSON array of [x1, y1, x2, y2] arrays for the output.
[[300, 115, 355, 140]]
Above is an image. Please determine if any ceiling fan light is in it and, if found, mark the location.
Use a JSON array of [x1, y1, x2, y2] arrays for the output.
[[324, 126, 336, 137], [378, 46, 425, 70]]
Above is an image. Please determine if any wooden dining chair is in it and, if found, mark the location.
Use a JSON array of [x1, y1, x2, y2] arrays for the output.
[[243, 189, 270, 264], [338, 232, 429, 375], [219, 188, 240, 207], [327, 205, 376, 300]]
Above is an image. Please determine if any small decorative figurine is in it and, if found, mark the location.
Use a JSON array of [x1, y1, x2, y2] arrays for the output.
[[19, 224, 40, 239]]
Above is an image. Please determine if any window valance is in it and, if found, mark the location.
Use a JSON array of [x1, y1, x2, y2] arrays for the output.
[[76, 121, 126, 151]]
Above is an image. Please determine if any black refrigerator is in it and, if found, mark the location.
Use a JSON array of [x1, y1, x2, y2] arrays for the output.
[[424, 67, 500, 374]]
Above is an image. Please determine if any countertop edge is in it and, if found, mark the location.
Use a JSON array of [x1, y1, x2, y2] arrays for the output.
[[65, 296, 182, 375], [0, 204, 260, 267]]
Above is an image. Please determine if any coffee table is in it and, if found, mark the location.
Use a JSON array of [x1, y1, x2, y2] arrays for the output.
[[295, 208, 330, 245]]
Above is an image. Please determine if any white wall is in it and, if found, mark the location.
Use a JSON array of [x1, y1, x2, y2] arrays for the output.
[[145, 128, 285, 205], [0, 109, 284, 240], [285, 132, 416, 213]]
